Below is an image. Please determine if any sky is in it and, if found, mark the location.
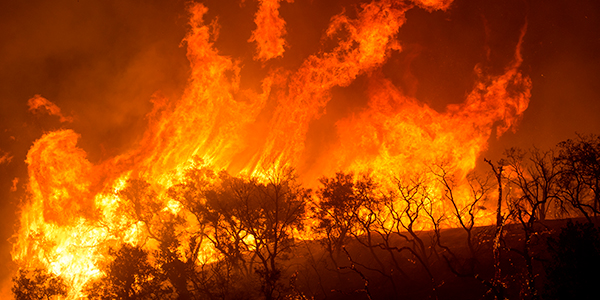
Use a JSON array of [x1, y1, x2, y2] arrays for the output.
[[1, 0, 599, 293]]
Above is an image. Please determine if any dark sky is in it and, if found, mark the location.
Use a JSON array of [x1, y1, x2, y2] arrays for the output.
[[1, 0, 599, 293]]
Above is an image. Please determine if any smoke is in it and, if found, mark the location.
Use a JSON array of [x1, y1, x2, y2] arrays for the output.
[[28, 95, 73, 123], [0, 0, 190, 161], [0, 151, 12, 166]]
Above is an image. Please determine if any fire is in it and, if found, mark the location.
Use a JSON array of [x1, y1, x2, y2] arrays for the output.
[[336, 25, 530, 182], [250, 0, 290, 61], [12, 0, 531, 298]]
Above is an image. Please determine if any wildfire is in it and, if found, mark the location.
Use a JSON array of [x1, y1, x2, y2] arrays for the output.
[[12, 0, 530, 298]]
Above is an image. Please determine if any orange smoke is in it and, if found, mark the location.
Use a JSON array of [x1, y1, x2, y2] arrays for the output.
[[11, 178, 18, 192], [0, 150, 12, 165], [27, 95, 73, 123]]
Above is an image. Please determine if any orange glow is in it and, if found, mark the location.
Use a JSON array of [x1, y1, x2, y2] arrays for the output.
[[12, 0, 531, 298], [249, 0, 290, 61], [0, 150, 12, 165], [27, 95, 73, 123], [334, 25, 530, 183], [248, 0, 409, 174], [411, 0, 454, 11]]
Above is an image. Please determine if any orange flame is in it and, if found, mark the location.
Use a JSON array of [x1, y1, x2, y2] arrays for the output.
[[12, 0, 531, 298], [248, 0, 409, 174], [249, 0, 290, 61], [334, 24, 531, 181]]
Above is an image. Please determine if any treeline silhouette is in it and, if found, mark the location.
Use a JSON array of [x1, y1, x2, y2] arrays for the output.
[[13, 134, 600, 299]]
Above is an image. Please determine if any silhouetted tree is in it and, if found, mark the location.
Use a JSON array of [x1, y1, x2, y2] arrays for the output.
[[434, 165, 490, 271], [556, 134, 600, 221], [165, 161, 224, 299], [314, 172, 360, 259], [374, 175, 438, 297], [84, 244, 170, 300], [119, 179, 164, 240], [168, 163, 261, 299], [313, 171, 402, 297], [202, 172, 254, 273], [247, 168, 310, 300], [429, 163, 513, 299], [504, 147, 561, 222], [314, 172, 379, 260], [199, 167, 309, 300], [153, 220, 198, 300], [484, 158, 508, 300], [504, 147, 561, 299], [119, 175, 204, 299], [12, 267, 68, 300]]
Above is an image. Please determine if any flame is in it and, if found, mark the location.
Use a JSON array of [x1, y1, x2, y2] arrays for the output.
[[335, 26, 531, 182], [12, 0, 531, 298], [411, 0, 454, 11], [250, 0, 290, 61], [248, 0, 409, 173], [27, 95, 73, 123]]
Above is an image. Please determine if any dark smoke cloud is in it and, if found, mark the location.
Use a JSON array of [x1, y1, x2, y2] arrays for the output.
[[0, 0, 190, 160]]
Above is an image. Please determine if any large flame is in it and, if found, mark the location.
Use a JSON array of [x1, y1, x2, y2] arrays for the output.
[[12, 0, 531, 298], [249, 0, 289, 61]]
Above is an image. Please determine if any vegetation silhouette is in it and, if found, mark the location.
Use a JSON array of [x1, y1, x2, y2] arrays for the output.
[[12, 134, 600, 299]]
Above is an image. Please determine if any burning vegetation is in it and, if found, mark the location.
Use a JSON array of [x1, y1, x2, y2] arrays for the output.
[[9, 0, 600, 299]]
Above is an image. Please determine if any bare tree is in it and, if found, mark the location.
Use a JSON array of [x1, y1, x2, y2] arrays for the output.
[[430, 163, 510, 299], [503, 147, 561, 299], [434, 165, 490, 270], [556, 134, 600, 221], [374, 175, 438, 297], [504, 147, 561, 222], [484, 158, 508, 300]]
